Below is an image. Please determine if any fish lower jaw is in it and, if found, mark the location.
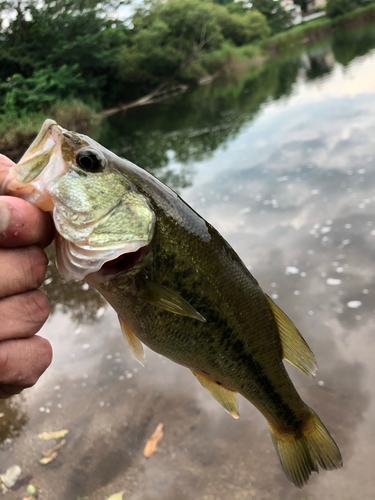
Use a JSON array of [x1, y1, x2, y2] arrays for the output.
[[3, 172, 55, 211]]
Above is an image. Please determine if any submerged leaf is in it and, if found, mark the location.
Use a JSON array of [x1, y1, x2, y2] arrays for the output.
[[144, 423, 164, 458], [105, 491, 125, 500], [38, 429, 69, 440], [39, 451, 58, 465], [43, 439, 66, 457]]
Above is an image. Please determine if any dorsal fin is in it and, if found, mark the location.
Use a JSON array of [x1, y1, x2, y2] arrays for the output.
[[191, 370, 239, 419], [139, 280, 206, 322], [118, 315, 144, 366], [265, 295, 317, 378]]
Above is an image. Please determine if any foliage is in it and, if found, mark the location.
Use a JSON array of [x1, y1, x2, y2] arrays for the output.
[[326, 0, 371, 17], [0, 0, 273, 112], [116, 0, 269, 99], [0, 65, 86, 114], [264, 17, 331, 53], [251, 0, 292, 33], [0, 0, 129, 107], [3, 0, 372, 124], [0, 98, 98, 158]]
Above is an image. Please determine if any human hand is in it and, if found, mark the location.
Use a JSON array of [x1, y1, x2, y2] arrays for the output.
[[0, 153, 54, 398]]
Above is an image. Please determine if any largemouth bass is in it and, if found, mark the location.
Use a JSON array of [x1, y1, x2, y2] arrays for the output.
[[3, 120, 342, 487]]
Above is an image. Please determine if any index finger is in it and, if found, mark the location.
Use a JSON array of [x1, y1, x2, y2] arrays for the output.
[[0, 196, 54, 249]]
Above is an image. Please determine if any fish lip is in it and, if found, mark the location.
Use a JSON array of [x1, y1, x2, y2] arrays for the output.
[[3, 120, 66, 206], [20, 119, 62, 164]]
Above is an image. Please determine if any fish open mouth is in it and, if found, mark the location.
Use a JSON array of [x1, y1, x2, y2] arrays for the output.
[[2, 119, 67, 210], [100, 246, 148, 277]]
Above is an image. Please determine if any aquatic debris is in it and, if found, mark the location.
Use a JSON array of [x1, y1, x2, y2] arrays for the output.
[[42, 438, 66, 457], [26, 484, 37, 495], [39, 452, 58, 465], [0, 465, 22, 488], [105, 491, 125, 500], [38, 429, 69, 440], [23, 483, 38, 500], [144, 423, 164, 458], [38, 433, 67, 464]]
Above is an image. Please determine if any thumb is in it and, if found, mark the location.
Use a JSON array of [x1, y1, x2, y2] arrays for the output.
[[0, 154, 15, 187]]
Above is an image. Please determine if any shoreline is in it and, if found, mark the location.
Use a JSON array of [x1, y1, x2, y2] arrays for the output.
[[103, 4, 375, 117], [1, 4, 375, 159], [264, 3, 375, 55]]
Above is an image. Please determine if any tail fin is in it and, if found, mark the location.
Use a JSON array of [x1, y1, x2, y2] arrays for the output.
[[269, 407, 342, 488]]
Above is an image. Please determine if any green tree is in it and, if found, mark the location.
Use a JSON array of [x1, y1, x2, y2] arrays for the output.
[[326, 0, 370, 17], [251, 0, 292, 33], [0, 0, 129, 101], [0, 65, 86, 114], [117, 0, 269, 101]]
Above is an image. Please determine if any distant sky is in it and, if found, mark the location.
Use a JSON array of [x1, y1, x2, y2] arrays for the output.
[[0, 1, 139, 28]]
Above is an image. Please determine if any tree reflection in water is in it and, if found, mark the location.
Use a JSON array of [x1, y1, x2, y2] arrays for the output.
[[41, 245, 106, 325], [0, 397, 28, 448], [95, 22, 375, 193]]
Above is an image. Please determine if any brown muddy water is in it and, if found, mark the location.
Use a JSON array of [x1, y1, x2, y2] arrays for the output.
[[1, 22, 375, 500]]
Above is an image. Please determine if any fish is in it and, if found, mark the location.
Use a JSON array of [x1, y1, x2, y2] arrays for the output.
[[2, 119, 342, 487]]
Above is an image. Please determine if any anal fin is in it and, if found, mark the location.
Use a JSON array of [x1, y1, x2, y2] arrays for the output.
[[191, 370, 239, 419], [265, 295, 317, 378], [118, 315, 144, 366]]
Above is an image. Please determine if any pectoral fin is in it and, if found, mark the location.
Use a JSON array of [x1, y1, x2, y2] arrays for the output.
[[265, 295, 317, 378], [139, 280, 206, 322], [191, 370, 239, 419], [118, 315, 144, 366]]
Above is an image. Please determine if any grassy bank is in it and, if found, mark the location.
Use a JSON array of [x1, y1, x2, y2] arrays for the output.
[[265, 17, 331, 54], [332, 2, 375, 26], [1, 44, 264, 156], [264, 2, 375, 54], [0, 99, 100, 161]]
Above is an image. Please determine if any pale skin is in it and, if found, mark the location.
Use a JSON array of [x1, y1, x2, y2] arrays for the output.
[[0, 154, 54, 398]]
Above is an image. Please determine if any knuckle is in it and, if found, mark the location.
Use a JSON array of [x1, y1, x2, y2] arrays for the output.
[[27, 290, 50, 330], [0, 336, 52, 389], [0, 347, 11, 379], [33, 336, 53, 375], [24, 246, 48, 288]]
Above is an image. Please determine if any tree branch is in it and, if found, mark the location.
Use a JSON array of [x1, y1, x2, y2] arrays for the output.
[[105, 23, 221, 115]]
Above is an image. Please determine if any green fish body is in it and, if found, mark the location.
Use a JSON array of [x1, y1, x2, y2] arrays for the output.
[[3, 120, 342, 487]]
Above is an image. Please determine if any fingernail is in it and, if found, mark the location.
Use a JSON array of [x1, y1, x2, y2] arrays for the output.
[[0, 200, 11, 235]]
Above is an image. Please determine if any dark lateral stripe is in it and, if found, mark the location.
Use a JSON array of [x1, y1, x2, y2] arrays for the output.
[[229, 336, 302, 429]]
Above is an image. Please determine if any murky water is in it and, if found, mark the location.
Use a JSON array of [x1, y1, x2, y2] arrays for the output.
[[2, 22, 375, 500]]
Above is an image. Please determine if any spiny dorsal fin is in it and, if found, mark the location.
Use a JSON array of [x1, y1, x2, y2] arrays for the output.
[[191, 370, 239, 419], [265, 295, 317, 378], [139, 280, 206, 322], [118, 315, 144, 366]]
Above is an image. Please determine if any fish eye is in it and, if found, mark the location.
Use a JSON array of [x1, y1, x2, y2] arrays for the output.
[[76, 150, 104, 172]]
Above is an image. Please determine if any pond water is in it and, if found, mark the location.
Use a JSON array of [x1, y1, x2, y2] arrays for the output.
[[1, 21, 375, 500]]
